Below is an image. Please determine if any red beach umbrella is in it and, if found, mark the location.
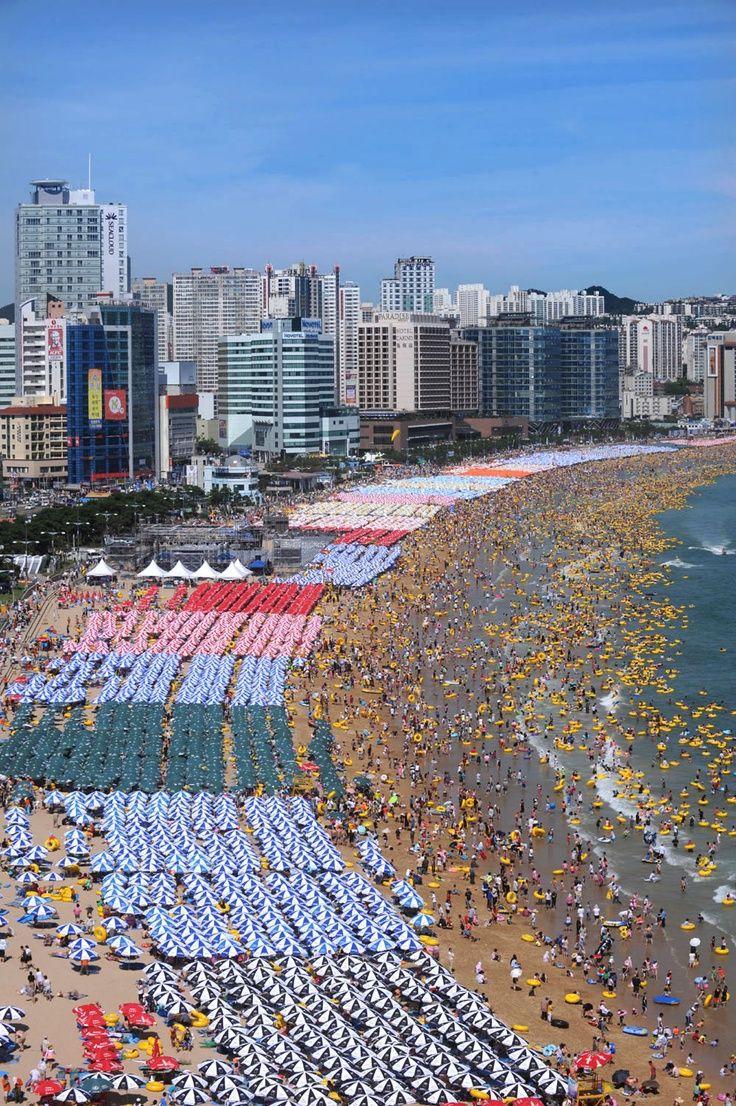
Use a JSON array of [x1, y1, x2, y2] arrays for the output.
[[575, 1050, 613, 1071], [34, 1081, 65, 1098]]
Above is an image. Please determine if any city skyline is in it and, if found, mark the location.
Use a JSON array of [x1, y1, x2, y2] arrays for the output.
[[1, 0, 734, 305]]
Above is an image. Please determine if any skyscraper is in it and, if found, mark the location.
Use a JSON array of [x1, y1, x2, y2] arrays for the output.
[[15, 179, 128, 310], [358, 312, 451, 413], [380, 257, 435, 313], [559, 320, 620, 421], [456, 284, 488, 328], [173, 266, 262, 394], [66, 303, 158, 484], [619, 315, 683, 380], [463, 319, 562, 425], [18, 298, 67, 401], [338, 281, 361, 405], [0, 321, 15, 407], [217, 318, 340, 458], [132, 277, 172, 364]]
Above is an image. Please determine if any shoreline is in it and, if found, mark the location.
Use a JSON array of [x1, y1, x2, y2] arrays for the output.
[[300, 445, 736, 1093]]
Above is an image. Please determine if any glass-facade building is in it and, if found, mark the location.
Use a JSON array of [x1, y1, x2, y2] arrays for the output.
[[66, 305, 158, 484], [463, 322, 562, 424], [560, 323, 620, 421], [218, 318, 336, 458], [463, 318, 619, 425]]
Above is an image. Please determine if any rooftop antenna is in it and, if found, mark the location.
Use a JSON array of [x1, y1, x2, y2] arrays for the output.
[[87, 153, 92, 192]]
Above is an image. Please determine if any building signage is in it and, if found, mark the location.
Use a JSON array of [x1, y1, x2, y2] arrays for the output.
[[88, 368, 103, 428], [99, 204, 126, 295], [104, 389, 127, 421], [301, 318, 322, 335], [708, 348, 718, 377], [47, 321, 64, 360]]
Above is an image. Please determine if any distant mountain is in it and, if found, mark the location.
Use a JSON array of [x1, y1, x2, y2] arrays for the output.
[[584, 285, 638, 315]]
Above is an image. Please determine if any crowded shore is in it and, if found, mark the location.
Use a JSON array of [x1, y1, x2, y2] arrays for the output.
[[0, 440, 735, 1106]]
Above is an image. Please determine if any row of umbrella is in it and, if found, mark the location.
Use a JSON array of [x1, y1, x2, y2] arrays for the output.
[[296, 543, 402, 589], [137, 945, 568, 1106]]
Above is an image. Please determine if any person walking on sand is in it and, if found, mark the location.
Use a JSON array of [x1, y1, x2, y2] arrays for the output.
[[510, 954, 522, 991]]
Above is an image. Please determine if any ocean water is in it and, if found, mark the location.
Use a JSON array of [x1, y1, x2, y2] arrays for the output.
[[597, 473, 736, 942]]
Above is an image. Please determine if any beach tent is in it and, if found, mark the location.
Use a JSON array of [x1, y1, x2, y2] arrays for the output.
[[219, 560, 252, 580], [86, 559, 116, 579], [165, 560, 194, 580], [136, 559, 167, 579], [193, 560, 220, 580]]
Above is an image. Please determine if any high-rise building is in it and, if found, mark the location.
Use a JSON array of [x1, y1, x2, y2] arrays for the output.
[[620, 315, 683, 380], [683, 329, 710, 383], [432, 288, 454, 314], [449, 334, 479, 412], [462, 319, 562, 425], [18, 298, 67, 401], [380, 257, 435, 313], [358, 312, 451, 413], [66, 303, 158, 484], [338, 281, 361, 405], [704, 332, 736, 421], [559, 320, 620, 421], [262, 262, 325, 320], [0, 321, 16, 407], [543, 289, 605, 321], [15, 179, 128, 310], [218, 318, 352, 458], [487, 286, 605, 323], [133, 277, 172, 364], [158, 360, 198, 478], [456, 284, 488, 328], [173, 266, 262, 394]]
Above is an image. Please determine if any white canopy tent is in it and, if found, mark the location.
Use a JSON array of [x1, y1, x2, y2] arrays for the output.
[[219, 560, 253, 580], [86, 558, 117, 579], [192, 560, 220, 580], [165, 560, 194, 580], [136, 558, 167, 579]]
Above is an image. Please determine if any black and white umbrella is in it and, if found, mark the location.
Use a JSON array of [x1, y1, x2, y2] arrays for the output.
[[249, 1078, 290, 1102], [381, 1088, 415, 1106], [169, 1088, 209, 1106], [55, 1089, 90, 1104], [197, 1062, 234, 1081], [211, 1084, 251, 1104], [171, 1075, 207, 1092], [210, 1077, 249, 1098], [0, 1006, 26, 1023], [110, 1075, 147, 1091], [292, 1089, 332, 1106]]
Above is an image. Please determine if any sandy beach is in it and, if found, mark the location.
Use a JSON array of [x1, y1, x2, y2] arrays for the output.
[[1, 442, 736, 1106]]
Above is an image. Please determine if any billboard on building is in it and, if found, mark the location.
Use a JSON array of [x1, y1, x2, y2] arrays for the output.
[[104, 389, 127, 421], [99, 203, 127, 295], [708, 348, 718, 377], [88, 368, 103, 428], [47, 321, 64, 360]]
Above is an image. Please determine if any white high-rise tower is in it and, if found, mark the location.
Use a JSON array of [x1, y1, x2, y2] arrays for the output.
[[15, 178, 128, 310]]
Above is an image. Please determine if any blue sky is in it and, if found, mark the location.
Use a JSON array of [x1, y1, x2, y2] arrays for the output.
[[1, 0, 734, 302]]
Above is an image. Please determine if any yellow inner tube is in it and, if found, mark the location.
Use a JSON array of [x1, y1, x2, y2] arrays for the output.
[[565, 993, 581, 1004]]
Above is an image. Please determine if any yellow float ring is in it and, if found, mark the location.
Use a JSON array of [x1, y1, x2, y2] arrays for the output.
[[565, 993, 581, 1004]]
